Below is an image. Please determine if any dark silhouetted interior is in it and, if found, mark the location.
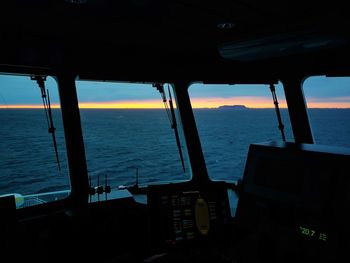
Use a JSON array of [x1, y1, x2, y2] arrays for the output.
[[1, 1, 350, 262]]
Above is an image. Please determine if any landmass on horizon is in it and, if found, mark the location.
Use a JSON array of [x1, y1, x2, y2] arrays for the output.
[[217, 105, 248, 110]]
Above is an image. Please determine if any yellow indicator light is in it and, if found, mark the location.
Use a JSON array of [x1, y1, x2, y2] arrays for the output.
[[195, 197, 210, 235]]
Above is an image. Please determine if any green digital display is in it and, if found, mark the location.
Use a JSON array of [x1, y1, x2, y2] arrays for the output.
[[299, 226, 327, 242]]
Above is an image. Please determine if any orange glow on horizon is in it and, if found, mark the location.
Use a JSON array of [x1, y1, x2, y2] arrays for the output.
[[78, 100, 164, 109], [306, 102, 350, 108], [189, 96, 287, 108], [190, 97, 350, 108], [1, 97, 350, 109], [0, 104, 61, 109], [305, 97, 350, 108]]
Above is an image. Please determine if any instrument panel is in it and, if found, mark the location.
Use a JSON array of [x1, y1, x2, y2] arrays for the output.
[[147, 183, 232, 254]]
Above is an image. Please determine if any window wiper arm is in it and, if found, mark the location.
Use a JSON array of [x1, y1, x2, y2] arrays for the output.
[[167, 86, 186, 173], [155, 83, 186, 173], [269, 83, 286, 142], [32, 76, 61, 171]]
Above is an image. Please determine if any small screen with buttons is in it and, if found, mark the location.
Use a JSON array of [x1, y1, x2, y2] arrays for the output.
[[147, 183, 231, 253]]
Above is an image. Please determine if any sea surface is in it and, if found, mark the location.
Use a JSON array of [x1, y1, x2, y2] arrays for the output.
[[1, 108, 350, 196]]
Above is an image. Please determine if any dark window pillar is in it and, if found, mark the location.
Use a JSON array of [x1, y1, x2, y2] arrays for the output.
[[173, 82, 210, 184], [283, 78, 314, 144], [57, 74, 89, 205]]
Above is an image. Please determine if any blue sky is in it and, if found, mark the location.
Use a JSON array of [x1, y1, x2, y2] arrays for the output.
[[0, 75, 349, 108]]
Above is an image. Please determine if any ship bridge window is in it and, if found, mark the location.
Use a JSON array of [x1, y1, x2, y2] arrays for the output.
[[188, 82, 293, 182], [75, 81, 190, 195], [303, 76, 350, 147], [0, 75, 70, 209]]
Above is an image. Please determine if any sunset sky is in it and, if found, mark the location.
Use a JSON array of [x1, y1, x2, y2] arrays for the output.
[[0, 75, 349, 109]]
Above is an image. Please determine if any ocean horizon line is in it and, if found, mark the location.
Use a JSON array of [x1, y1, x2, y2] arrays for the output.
[[1, 102, 350, 110], [1, 106, 350, 110]]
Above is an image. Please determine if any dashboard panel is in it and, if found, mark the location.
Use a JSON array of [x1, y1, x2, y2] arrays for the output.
[[147, 183, 232, 255]]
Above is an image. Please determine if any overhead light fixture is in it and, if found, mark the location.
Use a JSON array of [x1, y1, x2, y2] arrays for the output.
[[65, 0, 87, 4], [217, 22, 236, 30], [218, 32, 347, 61]]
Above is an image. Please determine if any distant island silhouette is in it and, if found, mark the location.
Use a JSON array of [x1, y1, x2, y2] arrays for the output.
[[217, 105, 248, 110]]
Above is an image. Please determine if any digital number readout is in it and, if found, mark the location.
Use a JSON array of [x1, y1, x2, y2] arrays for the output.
[[299, 226, 327, 241]]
